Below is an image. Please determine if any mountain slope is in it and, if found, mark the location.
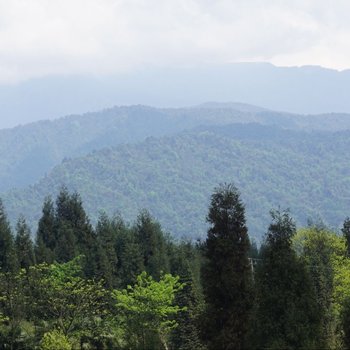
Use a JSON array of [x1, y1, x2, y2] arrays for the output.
[[4, 124, 350, 241], [2, 103, 350, 192]]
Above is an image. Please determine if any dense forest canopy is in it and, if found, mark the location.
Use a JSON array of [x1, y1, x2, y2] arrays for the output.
[[1, 185, 350, 349]]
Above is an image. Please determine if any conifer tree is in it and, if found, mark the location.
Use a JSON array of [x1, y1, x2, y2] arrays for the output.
[[115, 226, 144, 288], [201, 184, 253, 350], [54, 188, 97, 277], [135, 210, 169, 279], [15, 216, 35, 269], [255, 210, 321, 349], [0, 199, 18, 272], [35, 197, 55, 263], [170, 243, 204, 350], [95, 213, 118, 288], [342, 217, 350, 256], [296, 228, 337, 348]]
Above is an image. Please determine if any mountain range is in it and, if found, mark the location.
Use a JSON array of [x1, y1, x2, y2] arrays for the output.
[[1, 103, 350, 241], [2, 63, 350, 128]]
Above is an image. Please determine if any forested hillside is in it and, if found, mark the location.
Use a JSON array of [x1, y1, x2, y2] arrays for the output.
[[2, 104, 350, 192], [1, 185, 350, 349], [4, 123, 350, 241]]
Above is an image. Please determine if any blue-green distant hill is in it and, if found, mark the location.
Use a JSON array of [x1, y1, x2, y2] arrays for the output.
[[3, 123, 350, 241], [1, 103, 350, 193]]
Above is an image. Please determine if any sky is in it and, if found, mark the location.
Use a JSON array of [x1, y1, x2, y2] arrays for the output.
[[0, 0, 350, 84]]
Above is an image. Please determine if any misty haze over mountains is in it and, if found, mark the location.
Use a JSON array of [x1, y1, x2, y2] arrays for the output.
[[1, 62, 350, 128], [0, 62, 350, 240]]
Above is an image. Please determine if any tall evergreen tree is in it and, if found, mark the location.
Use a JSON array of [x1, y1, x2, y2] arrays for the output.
[[297, 228, 337, 348], [170, 243, 204, 350], [201, 184, 253, 350], [95, 213, 118, 288], [35, 197, 55, 263], [116, 225, 144, 288], [54, 188, 97, 277], [15, 216, 35, 269], [0, 199, 18, 273], [255, 210, 321, 349], [135, 210, 169, 279], [342, 217, 350, 256]]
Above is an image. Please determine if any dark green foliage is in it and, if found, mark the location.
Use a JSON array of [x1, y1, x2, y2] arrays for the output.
[[342, 217, 350, 256], [35, 197, 56, 263], [115, 222, 144, 288], [2, 183, 350, 348], [201, 184, 253, 350], [170, 243, 204, 350], [15, 216, 35, 269], [95, 212, 118, 288], [54, 188, 98, 277], [255, 210, 321, 349], [135, 210, 169, 279], [0, 200, 18, 273], [342, 297, 350, 350], [297, 228, 337, 348]]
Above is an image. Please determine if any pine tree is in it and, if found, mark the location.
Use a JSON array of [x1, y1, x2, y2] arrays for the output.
[[35, 197, 55, 263], [0, 199, 18, 272], [255, 210, 321, 349], [201, 184, 253, 350], [15, 216, 35, 269]]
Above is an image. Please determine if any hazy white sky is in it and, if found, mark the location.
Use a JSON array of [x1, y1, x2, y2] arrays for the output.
[[0, 0, 349, 83]]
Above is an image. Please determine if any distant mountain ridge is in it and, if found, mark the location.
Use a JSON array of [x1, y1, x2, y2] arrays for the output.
[[1, 104, 350, 193], [2, 63, 350, 128]]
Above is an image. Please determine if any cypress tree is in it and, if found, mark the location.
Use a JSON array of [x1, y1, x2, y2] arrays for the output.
[[54, 188, 97, 277], [115, 224, 144, 288], [15, 216, 35, 269], [341, 297, 350, 350], [201, 184, 253, 350], [135, 210, 169, 279], [255, 210, 321, 349], [0, 199, 18, 272], [35, 196, 55, 263], [95, 212, 118, 288], [170, 243, 204, 350], [342, 217, 350, 256], [298, 228, 336, 348]]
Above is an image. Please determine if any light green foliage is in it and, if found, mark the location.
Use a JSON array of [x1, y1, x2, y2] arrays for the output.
[[113, 271, 185, 349], [293, 227, 350, 347], [29, 256, 108, 342], [40, 330, 72, 350], [294, 228, 350, 313], [0, 269, 31, 348]]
